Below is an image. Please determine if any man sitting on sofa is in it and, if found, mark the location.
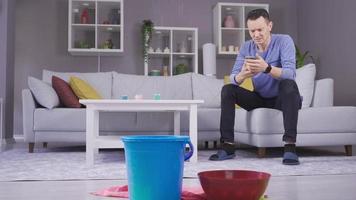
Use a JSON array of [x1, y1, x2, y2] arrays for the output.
[[209, 9, 302, 165]]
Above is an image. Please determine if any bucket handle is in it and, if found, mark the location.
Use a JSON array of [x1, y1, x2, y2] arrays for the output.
[[184, 141, 194, 161]]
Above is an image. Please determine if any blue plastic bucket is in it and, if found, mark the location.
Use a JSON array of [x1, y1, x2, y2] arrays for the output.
[[122, 135, 193, 200]]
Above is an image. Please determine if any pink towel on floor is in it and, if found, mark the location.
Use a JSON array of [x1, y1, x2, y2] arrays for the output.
[[92, 185, 207, 200]]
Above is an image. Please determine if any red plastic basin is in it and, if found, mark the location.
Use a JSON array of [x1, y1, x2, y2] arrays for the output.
[[198, 170, 271, 200]]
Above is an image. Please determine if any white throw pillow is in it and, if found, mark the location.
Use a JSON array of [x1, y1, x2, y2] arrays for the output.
[[295, 63, 316, 108], [28, 76, 60, 109]]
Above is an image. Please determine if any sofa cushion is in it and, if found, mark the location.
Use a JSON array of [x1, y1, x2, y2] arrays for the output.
[[69, 76, 102, 99], [112, 72, 193, 100], [296, 64, 316, 108], [236, 106, 356, 134], [42, 70, 112, 99], [192, 73, 224, 108], [28, 76, 60, 109], [52, 76, 81, 108]]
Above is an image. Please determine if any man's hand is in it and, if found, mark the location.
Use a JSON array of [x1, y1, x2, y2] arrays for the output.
[[245, 54, 268, 74], [235, 63, 255, 84]]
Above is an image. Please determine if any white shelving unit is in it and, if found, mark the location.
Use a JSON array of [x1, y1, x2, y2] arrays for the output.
[[213, 3, 269, 55], [68, 0, 124, 56], [144, 26, 198, 76]]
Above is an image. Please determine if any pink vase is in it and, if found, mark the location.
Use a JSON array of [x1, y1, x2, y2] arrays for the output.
[[224, 15, 235, 28]]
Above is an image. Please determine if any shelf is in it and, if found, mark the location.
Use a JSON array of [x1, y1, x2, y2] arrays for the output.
[[148, 52, 171, 58], [144, 26, 198, 76], [69, 48, 122, 56], [221, 27, 245, 31], [68, 0, 124, 56], [172, 53, 195, 58], [97, 24, 121, 27], [213, 3, 269, 55]]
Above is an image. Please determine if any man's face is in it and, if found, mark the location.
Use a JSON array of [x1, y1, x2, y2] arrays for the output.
[[247, 16, 272, 46]]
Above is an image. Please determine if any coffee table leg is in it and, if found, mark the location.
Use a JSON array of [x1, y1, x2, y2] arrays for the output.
[[86, 108, 99, 166], [174, 111, 180, 135], [189, 104, 198, 162]]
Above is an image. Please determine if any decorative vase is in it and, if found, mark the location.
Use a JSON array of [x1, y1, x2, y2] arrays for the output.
[[81, 8, 89, 24], [224, 15, 235, 28]]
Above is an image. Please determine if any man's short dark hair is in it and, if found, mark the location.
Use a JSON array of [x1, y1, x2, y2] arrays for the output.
[[246, 9, 270, 22]]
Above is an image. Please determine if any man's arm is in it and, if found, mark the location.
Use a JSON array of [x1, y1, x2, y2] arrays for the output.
[[279, 35, 296, 80], [230, 43, 255, 84], [245, 35, 296, 79]]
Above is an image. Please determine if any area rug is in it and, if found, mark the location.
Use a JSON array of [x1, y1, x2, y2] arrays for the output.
[[1, 144, 356, 181]]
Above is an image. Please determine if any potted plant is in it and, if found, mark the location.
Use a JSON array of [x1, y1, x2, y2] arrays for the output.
[[174, 63, 188, 75], [295, 45, 315, 68], [142, 20, 154, 65]]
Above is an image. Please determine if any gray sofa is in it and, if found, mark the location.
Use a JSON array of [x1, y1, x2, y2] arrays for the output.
[[22, 69, 356, 156]]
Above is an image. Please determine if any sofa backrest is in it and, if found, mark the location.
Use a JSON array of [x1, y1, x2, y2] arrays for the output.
[[311, 78, 334, 107], [112, 72, 193, 100], [42, 70, 113, 99], [191, 73, 224, 108]]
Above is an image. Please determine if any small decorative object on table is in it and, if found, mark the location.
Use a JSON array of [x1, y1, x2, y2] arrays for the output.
[[120, 95, 128, 100], [153, 93, 161, 100], [134, 94, 143, 100]]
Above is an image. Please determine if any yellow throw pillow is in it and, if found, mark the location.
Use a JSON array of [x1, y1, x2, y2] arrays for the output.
[[69, 76, 102, 99], [224, 75, 254, 108]]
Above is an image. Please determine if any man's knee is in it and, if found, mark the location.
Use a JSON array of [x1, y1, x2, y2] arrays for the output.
[[221, 84, 234, 98], [279, 79, 298, 95], [221, 84, 237, 99]]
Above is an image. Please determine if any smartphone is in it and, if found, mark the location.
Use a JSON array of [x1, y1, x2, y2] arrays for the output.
[[245, 56, 256, 60]]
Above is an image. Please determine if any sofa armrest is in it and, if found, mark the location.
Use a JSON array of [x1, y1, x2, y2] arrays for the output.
[[311, 78, 334, 107], [22, 89, 37, 142]]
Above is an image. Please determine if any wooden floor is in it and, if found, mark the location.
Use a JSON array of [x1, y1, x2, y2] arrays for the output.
[[0, 174, 355, 200]]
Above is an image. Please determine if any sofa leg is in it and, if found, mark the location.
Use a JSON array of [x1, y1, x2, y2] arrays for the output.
[[345, 145, 352, 156], [257, 147, 266, 158], [43, 142, 48, 148], [29, 143, 34, 153]]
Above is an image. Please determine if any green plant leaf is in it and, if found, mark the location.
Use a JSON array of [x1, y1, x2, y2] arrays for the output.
[[142, 20, 154, 64]]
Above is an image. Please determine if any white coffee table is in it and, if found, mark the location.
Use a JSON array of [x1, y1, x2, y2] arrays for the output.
[[80, 99, 204, 166]]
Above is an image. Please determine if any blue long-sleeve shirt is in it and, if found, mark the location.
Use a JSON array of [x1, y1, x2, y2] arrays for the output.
[[230, 34, 296, 98]]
